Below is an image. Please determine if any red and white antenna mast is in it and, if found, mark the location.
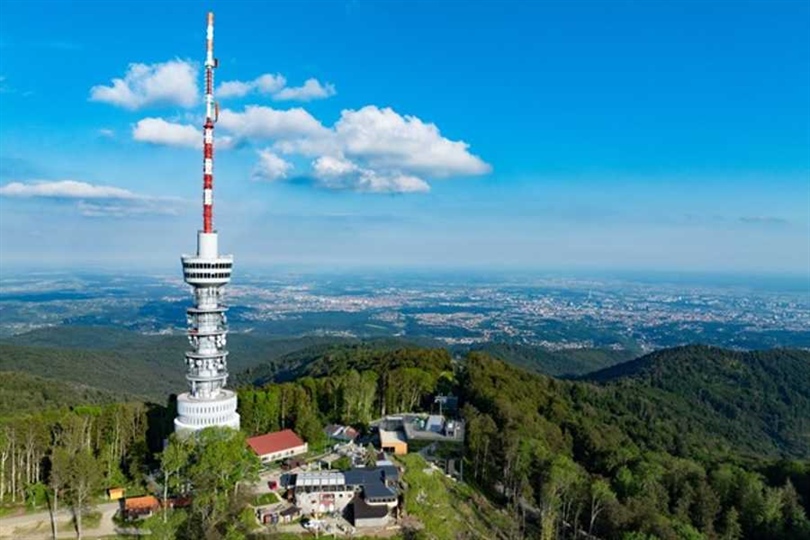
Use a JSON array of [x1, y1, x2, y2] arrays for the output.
[[202, 11, 217, 233]]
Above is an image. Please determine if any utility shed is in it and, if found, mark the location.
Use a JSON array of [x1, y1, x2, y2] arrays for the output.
[[379, 428, 407, 455]]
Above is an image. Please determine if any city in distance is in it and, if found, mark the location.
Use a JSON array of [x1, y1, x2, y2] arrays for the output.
[[0, 1, 808, 540]]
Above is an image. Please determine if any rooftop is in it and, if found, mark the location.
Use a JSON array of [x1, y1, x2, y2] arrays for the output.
[[379, 429, 407, 445], [247, 429, 306, 457], [295, 471, 346, 487], [125, 495, 160, 510], [352, 495, 390, 520]]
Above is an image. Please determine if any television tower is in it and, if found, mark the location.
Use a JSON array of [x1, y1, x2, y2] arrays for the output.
[[174, 12, 240, 433]]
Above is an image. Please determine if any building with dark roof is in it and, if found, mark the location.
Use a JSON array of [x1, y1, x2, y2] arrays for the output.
[[291, 466, 399, 524], [351, 494, 391, 528]]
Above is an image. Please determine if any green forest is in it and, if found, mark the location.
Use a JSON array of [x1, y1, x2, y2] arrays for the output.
[[0, 340, 808, 539]]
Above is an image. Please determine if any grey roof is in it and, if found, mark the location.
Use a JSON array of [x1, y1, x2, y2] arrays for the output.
[[379, 465, 400, 482], [364, 482, 396, 500], [344, 466, 399, 485], [294, 471, 345, 487]]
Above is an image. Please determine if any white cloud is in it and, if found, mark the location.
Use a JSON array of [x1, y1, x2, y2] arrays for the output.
[[255, 74, 287, 94], [97, 128, 115, 138], [312, 155, 359, 177], [252, 150, 293, 181], [76, 200, 180, 217], [90, 60, 198, 110], [0, 180, 139, 199], [217, 80, 254, 99], [335, 106, 491, 177], [274, 78, 336, 101], [219, 105, 329, 140], [0, 180, 183, 217], [218, 73, 286, 98], [125, 102, 489, 194], [311, 155, 430, 193], [133, 118, 200, 148]]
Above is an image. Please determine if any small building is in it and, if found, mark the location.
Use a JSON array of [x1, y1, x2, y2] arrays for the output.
[[247, 429, 308, 464], [291, 466, 399, 516], [325, 424, 359, 443], [379, 429, 407, 455], [123, 495, 160, 519], [425, 415, 444, 433], [107, 487, 125, 501], [351, 494, 391, 528], [279, 505, 301, 523]]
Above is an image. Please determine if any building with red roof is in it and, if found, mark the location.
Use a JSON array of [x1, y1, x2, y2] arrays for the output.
[[247, 429, 308, 464]]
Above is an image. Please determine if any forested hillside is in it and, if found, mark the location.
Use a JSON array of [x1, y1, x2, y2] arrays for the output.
[[463, 342, 636, 376], [586, 345, 810, 458], [1, 337, 809, 539], [235, 338, 449, 385], [460, 352, 810, 539], [0, 371, 127, 417], [0, 326, 345, 401]]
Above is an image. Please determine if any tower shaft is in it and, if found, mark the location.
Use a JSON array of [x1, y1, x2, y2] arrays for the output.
[[174, 12, 240, 434]]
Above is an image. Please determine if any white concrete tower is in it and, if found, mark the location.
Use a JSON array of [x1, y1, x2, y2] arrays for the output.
[[174, 12, 240, 434]]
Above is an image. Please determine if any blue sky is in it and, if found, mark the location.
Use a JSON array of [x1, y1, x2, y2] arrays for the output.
[[0, 0, 808, 274]]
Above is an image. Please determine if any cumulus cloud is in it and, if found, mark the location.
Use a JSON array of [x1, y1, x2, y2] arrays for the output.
[[274, 78, 336, 102], [90, 60, 198, 109], [128, 102, 490, 194], [133, 117, 200, 148], [335, 106, 491, 177], [219, 105, 329, 140], [251, 150, 293, 181], [218, 73, 286, 98], [217, 74, 334, 102], [312, 155, 359, 177], [0, 180, 183, 217], [311, 155, 430, 193]]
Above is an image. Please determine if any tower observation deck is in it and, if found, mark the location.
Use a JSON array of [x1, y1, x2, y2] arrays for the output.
[[174, 12, 240, 434]]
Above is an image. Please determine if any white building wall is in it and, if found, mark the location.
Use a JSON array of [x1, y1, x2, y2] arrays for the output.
[[355, 514, 390, 528], [259, 443, 308, 463], [295, 488, 356, 515]]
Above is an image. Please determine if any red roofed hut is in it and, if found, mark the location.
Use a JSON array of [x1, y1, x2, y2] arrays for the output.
[[247, 429, 308, 464], [124, 495, 160, 519]]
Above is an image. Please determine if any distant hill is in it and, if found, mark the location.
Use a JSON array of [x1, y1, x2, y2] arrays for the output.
[[0, 342, 180, 400], [0, 371, 127, 417], [584, 345, 810, 458], [460, 342, 637, 377], [0, 326, 346, 401], [234, 337, 447, 385]]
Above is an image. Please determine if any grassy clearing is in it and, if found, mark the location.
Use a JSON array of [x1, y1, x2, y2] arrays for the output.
[[57, 510, 102, 532], [398, 454, 512, 540], [254, 492, 280, 506]]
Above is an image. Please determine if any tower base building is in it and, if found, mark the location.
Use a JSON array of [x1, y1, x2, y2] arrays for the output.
[[174, 231, 240, 434]]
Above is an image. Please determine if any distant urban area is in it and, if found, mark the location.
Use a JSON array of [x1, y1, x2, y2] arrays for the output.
[[1, 270, 807, 351]]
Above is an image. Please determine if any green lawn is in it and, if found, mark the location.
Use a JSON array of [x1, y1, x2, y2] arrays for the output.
[[254, 492, 280, 506], [398, 454, 512, 539], [57, 510, 102, 532]]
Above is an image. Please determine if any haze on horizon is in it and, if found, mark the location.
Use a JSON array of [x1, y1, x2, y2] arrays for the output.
[[0, 1, 808, 275]]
